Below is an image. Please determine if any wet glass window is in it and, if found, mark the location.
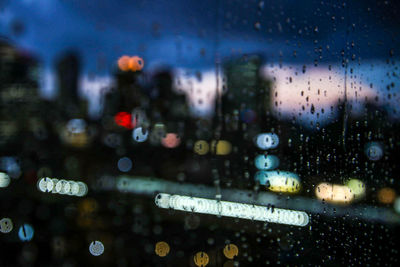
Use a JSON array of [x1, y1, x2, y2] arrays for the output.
[[1, 0, 400, 266]]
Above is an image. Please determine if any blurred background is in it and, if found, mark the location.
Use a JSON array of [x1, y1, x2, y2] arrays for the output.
[[0, 0, 400, 266]]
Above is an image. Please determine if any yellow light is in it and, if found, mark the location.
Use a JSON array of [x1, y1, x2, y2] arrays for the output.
[[210, 140, 232, 155], [255, 171, 301, 193], [194, 140, 210, 155], [155, 241, 170, 257], [346, 179, 366, 199], [223, 244, 238, 259], [194, 252, 209, 267]]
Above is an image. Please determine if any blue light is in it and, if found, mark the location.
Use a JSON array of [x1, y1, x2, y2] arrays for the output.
[[18, 224, 34, 242], [254, 154, 279, 170]]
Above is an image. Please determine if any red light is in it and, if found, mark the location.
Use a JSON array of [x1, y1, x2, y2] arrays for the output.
[[114, 112, 135, 129]]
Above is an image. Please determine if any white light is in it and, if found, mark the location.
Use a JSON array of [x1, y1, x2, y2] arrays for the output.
[[89, 241, 104, 256], [256, 133, 279, 150], [155, 193, 309, 227], [37, 177, 88, 197], [132, 127, 148, 142], [0, 172, 11, 188], [0, 218, 13, 233]]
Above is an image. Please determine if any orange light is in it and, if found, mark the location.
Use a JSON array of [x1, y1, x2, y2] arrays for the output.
[[377, 187, 396, 204], [117, 56, 131, 71], [129, 56, 144, 71], [118, 55, 144, 72]]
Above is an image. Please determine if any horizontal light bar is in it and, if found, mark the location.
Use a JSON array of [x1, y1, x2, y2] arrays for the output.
[[155, 193, 309, 227], [37, 177, 88, 197]]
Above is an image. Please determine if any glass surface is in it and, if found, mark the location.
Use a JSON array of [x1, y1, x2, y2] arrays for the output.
[[1, 0, 399, 266]]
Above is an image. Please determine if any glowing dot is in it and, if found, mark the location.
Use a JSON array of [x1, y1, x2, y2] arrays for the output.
[[118, 157, 133, 172], [194, 140, 209, 155], [76, 181, 88, 197], [18, 224, 34, 241], [0, 218, 13, 233], [256, 133, 279, 150], [223, 244, 238, 259], [37, 177, 47, 192], [364, 142, 383, 161], [66, 119, 86, 134], [254, 154, 280, 170], [55, 180, 66, 194], [346, 179, 366, 199], [161, 133, 181, 148], [129, 56, 144, 72], [114, 112, 134, 129], [194, 251, 209, 267], [38, 177, 88, 197], [315, 183, 354, 204], [0, 172, 10, 188], [255, 171, 301, 193], [70, 182, 80, 195], [132, 127, 148, 142], [117, 56, 131, 71], [46, 178, 55, 192], [210, 140, 232, 155], [89, 241, 104, 256], [155, 241, 170, 257], [377, 187, 396, 204]]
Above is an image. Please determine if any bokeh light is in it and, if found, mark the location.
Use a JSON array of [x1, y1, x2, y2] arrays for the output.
[[194, 251, 209, 267], [0, 218, 13, 233], [210, 140, 232, 155], [223, 244, 239, 259], [315, 183, 354, 204], [161, 133, 181, 148], [18, 224, 34, 242], [193, 140, 210, 155], [132, 127, 148, 142], [255, 171, 301, 193], [365, 142, 384, 161], [89, 241, 104, 256], [254, 154, 280, 170], [346, 179, 366, 200], [117, 157, 133, 172], [255, 133, 279, 150], [155, 241, 170, 257], [114, 112, 135, 129], [377, 187, 396, 204]]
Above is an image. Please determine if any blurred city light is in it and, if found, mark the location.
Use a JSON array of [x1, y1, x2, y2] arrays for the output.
[[377, 187, 396, 204], [0, 218, 13, 233], [155, 193, 309, 226], [37, 177, 88, 197], [255, 133, 279, 150], [255, 171, 301, 193], [315, 183, 354, 204], [254, 154, 280, 170]]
